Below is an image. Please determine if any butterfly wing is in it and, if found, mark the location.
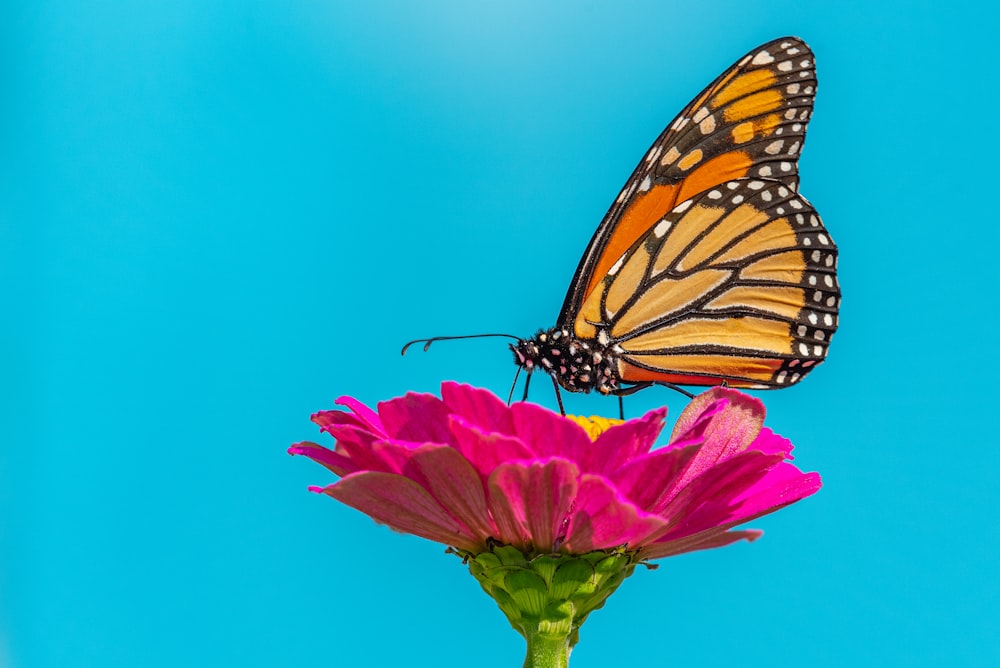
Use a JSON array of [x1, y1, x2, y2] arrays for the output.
[[559, 37, 819, 328], [576, 178, 838, 388]]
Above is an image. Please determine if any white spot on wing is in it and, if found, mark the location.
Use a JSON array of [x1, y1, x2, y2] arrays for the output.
[[752, 50, 775, 65]]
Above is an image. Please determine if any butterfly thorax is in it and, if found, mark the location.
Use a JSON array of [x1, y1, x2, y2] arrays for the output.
[[511, 328, 619, 394]]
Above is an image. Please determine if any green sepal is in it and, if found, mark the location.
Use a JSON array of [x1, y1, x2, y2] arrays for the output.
[[458, 543, 639, 654]]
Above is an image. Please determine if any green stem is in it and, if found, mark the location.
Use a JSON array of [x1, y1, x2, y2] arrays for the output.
[[522, 629, 571, 668]]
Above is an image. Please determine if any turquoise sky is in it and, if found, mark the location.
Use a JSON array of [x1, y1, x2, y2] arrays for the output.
[[3, 2, 998, 667]]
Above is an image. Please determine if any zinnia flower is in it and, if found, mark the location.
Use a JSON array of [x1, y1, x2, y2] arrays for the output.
[[290, 382, 820, 667]]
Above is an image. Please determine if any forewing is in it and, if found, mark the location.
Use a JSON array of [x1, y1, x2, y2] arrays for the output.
[[559, 37, 818, 325]]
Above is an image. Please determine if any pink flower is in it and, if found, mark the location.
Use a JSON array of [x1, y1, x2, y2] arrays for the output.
[[289, 382, 820, 559]]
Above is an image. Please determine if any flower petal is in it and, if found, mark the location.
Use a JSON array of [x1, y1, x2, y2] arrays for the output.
[[319, 424, 409, 473], [440, 382, 515, 435], [376, 392, 457, 445], [666, 389, 767, 494], [288, 441, 356, 476], [640, 528, 763, 560], [748, 427, 794, 457], [334, 395, 386, 435], [563, 474, 670, 552], [510, 402, 591, 461], [448, 415, 534, 480], [402, 444, 496, 541], [670, 388, 764, 448], [487, 458, 579, 551], [311, 408, 365, 433], [584, 407, 667, 474], [609, 443, 700, 512], [729, 465, 822, 521], [319, 471, 482, 552], [657, 451, 805, 539]]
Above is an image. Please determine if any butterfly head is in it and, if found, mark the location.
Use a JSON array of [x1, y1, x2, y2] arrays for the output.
[[511, 327, 619, 395]]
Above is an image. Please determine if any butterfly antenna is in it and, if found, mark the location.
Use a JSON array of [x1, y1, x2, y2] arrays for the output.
[[401, 333, 522, 355]]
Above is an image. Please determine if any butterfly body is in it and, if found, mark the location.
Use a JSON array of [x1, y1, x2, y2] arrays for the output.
[[512, 327, 619, 394], [515, 37, 839, 394]]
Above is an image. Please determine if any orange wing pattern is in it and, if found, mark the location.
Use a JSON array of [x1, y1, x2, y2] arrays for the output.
[[556, 37, 837, 389], [574, 178, 838, 388], [559, 37, 820, 325]]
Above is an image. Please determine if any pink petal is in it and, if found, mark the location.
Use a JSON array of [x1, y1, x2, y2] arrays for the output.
[[376, 392, 457, 445], [640, 528, 763, 559], [609, 443, 700, 512], [334, 395, 386, 435], [656, 454, 820, 542], [562, 474, 670, 552], [320, 424, 407, 473], [656, 451, 785, 532], [288, 441, 356, 476], [510, 401, 591, 461], [749, 427, 794, 457], [448, 415, 534, 480], [670, 388, 764, 448], [319, 471, 482, 552], [402, 444, 496, 541], [729, 465, 822, 520], [487, 458, 579, 551], [440, 382, 515, 435], [649, 470, 819, 557], [583, 407, 667, 475], [311, 408, 364, 433], [667, 390, 767, 494]]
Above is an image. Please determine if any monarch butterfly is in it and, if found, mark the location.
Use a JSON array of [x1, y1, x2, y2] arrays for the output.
[[406, 37, 838, 405]]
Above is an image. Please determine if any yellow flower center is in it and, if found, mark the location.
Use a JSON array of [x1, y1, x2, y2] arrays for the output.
[[567, 414, 625, 441]]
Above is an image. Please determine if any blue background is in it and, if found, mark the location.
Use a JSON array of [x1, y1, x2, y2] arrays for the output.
[[3, 1, 997, 666]]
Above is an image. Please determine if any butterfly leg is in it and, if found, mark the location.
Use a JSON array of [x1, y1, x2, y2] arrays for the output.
[[520, 371, 533, 403], [550, 375, 566, 416], [613, 382, 695, 400], [508, 366, 524, 406], [613, 382, 653, 397], [658, 382, 695, 399], [618, 395, 624, 420]]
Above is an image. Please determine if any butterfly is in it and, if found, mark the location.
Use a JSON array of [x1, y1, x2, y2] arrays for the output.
[[406, 37, 839, 405]]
